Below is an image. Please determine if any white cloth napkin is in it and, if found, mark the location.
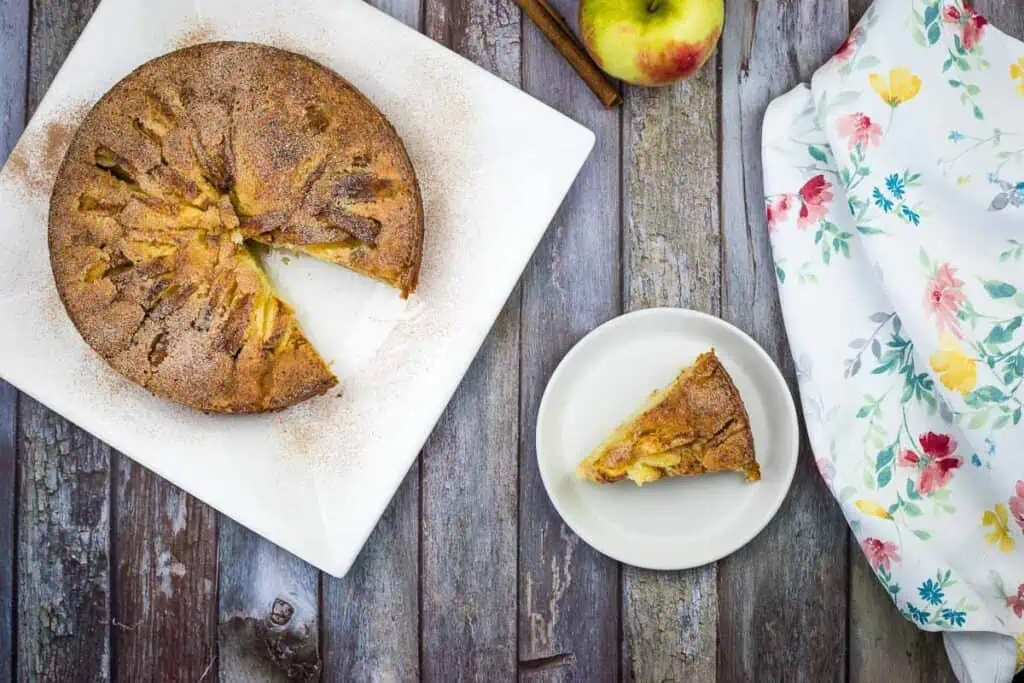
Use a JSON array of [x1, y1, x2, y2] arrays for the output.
[[762, 1, 1024, 679]]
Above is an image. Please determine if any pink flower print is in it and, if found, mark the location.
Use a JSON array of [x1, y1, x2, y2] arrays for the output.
[[766, 195, 791, 231], [1009, 481, 1024, 533], [834, 29, 860, 62], [861, 538, 901, 572], [916, 432, 962, 495], [897, 449, 920, 467], [897, 433, 962, 495], [797, 175, 833, 229], [924, 263, 966, 338], [836, 113, 882, 150], [1006, 583, 1024, 618], [944, 3, 988, 51]]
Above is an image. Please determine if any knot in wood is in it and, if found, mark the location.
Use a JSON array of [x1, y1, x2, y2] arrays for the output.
[[269, 597, 294, 626]]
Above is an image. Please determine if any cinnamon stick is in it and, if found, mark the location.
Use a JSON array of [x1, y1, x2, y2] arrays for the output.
[[514, 0, 623, 108]]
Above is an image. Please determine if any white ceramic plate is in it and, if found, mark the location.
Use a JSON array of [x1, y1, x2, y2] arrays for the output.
[[536, 308, 799, 570]]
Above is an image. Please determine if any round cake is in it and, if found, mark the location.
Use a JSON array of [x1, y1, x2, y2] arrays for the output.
[[49, 42, 424, 413]]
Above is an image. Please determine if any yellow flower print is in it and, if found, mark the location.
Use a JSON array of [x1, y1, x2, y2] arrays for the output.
[[956, 175, 971, 185], [982, 504, 1016, 552], [856, 499, 892, 519], [1011, 58, 1024, 96], [1017, 632, 1024, 670], [930, 333, 977, 396], [870, 67, 922, 106]]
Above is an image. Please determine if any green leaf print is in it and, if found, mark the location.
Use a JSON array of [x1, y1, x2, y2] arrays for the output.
[[972, 386, 1006, 403], [808, 145, 829, 163], [983, 280, 1017, 298]]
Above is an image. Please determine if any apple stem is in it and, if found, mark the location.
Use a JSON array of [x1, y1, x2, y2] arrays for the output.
[[647, 0, 661, 11]]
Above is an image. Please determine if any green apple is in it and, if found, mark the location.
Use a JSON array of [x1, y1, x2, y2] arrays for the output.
[[579, 0, 725, 87]]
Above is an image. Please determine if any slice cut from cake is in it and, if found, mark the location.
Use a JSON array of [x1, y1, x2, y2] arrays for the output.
[[577, 350, 760, 485]]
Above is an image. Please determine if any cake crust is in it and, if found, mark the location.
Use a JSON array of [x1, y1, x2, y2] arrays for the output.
[[49, 42, 424, 413], [577, 350, 760, 485]]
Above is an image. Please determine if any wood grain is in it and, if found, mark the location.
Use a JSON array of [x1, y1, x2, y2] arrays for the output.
[[717, 0, 851, 680], [849, 544, 956, 683], [319, 3, 421, 681], [17, 397, 111, 682], [0, 382, 14, 683], [0, 0, 28, 162], [0, 0, 28, 676], [322, 470, 420, 682], [417, 1, 522, 680], [519, 0, 620, 679], [619, 57, 721, 682], [112, 465, 217, 682], [18, 4, 111, 681], [218, 523, 320, 682]]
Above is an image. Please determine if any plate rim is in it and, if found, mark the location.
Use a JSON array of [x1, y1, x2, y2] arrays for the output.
[[535, 307, 800, 571]]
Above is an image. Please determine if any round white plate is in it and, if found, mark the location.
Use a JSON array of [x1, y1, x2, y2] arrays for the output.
[[536, 308, 799, 570]]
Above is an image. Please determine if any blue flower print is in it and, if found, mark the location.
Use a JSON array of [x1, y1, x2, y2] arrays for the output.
[[918, 578, 944, 605], [941, 608, 967, 627], [906, 603, 931, 624], [886, 173, 906, 199], [873, 187, 894, 212]]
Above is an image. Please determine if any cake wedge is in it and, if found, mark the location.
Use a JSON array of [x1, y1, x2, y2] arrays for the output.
[[577, 350, 760, 485]]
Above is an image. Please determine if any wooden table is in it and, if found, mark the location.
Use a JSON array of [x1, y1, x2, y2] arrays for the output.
[[2, 1, 1022, 681]]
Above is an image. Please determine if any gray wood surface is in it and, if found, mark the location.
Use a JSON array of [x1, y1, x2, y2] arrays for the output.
[[321, 2, 421, 682], [418, 0, 522, 679], [518, 0, 621, 679], [17, 397, 111, 682], [18, 3, 111, 681], [0, 382, 14, 683], [323, 471, 420, 681], [8, 0, 1024, 680], [718, 0, 853, 680], [0, 0, 28, 678], [218, 523, 321, 682], [112, 465, 218, 682], [619, 58, 721, 681], [849, 541, 957, 683]]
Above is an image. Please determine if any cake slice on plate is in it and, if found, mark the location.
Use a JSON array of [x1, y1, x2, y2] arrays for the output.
[[577, 350, 760, 485]]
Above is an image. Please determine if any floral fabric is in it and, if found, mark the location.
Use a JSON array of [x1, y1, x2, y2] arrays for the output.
[[762, 0, 1024, 674]]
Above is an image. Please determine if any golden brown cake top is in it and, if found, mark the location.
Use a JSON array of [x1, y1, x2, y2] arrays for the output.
[[48, 42, 424, 413], [578, 350, 760, 485]]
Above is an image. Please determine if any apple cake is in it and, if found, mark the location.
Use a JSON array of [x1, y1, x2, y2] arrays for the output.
[[48, 42, 423, 413], [577, 350, 760, 485]]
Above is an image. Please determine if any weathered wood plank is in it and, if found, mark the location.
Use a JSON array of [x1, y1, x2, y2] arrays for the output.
[[0, 0, 29, 676], [319, 2, 421, 680], [849, 543, 956, 683], [17, 397, 111, 683], [0, 382, 14, 682], [519, 0, 620, 679], [218, 523, 320, 682], [717, 0, 851, 680], [18, 3, 111, 681], [415, 1, 523, 681], [619, 58, 721, 682], [112, 465, 218, 682], [0, 0, 28, 161], [978, 0, 1024, 38], [322, 470, 420, 681]]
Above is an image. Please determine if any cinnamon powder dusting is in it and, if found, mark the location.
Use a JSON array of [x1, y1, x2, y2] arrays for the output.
[[4, 107, 86, 197], [173, 22, 217, 50]]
